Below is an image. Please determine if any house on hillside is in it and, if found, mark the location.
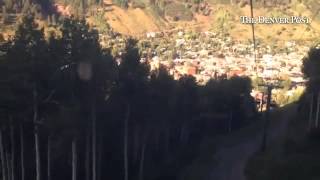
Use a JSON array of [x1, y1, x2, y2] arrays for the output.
[[183, 65, 197, 75]]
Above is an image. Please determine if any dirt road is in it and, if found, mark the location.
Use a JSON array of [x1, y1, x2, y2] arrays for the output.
[[205, 104, 297, 180]]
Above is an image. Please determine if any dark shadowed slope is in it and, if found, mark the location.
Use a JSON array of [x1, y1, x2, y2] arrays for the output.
[[181, 104, 297, 180]]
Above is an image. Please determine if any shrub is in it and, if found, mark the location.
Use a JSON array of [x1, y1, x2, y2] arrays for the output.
[[212, 8, 233, 33], [276, 30, 282, 36], [132, 1, 146, 9], [193, 0, 201, 4], [165, 2, 193, 21], [152, 4, 165, 17]]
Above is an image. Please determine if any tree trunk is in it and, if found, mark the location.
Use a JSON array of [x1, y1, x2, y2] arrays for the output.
[[72, 138, 77, 180], [308, 93, 314, 130], [180, 125, 184, 145], [91, 102, 96, 180], [315, 92, 320, 128], [164, 127, 169, 158], [185, 125, 190, 144], [228, 111, 233, 133], [0, 129, 7, 180], [155, 130, 160, 152], [138, 139, 146, 180], [20, 124, 25, 180], [261, 86, 272, 152], [34, 129, 40, 180], [10, 124, 14, 180], [33, 88, 41, 180], [259, 93, 264, 113], [97, 140, 102, 180], [6, 152, 11, 180], [85, 128, 90, 180], [124, 102, 131, 180], [249, 0, 257, 72], [133, 127, 139, 163], [47, 136, 51, 180], [180, 123, 188, 145]]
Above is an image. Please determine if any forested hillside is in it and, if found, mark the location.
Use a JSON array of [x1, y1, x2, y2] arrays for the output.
[[0, 0, 319, 179], [0, 15, 258, 180]]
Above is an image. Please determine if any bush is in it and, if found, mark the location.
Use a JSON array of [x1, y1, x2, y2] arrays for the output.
[[276, 30, 282, 35], [173, 16, 179, 21], [212, 8, 233, 33], [152, 4, 165, 17], [193, 0, 201, 4], [165, 2, 193, 21], [132, 1, 146, 9]]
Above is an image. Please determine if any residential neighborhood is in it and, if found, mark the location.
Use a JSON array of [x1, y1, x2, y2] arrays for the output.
[[97, 28, 308, 105]]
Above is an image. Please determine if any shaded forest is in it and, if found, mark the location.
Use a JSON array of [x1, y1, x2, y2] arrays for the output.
[[245, 46, 320, 180], [0, 14, 257, 180]]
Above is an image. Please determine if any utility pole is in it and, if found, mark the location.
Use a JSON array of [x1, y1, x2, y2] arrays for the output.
[[315, 92, 320, 128], [249, 0, 257, 74], [259, 84, 282, 152], [259, 92, 264, 113]]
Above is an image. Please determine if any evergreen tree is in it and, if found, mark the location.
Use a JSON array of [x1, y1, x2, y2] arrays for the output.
[[4, 14, 56, 180], [0, 14, 258, 180], [302, 47, 320, 93], [59, 17, 116, 180], [117, 38, 149, 180]]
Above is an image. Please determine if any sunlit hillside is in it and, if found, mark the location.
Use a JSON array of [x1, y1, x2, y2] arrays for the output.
[[85, 0, 320, 45]]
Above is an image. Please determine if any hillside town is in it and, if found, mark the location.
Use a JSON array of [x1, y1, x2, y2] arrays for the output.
[[101, 30, 306, 82], [98, 29, 308, 105]]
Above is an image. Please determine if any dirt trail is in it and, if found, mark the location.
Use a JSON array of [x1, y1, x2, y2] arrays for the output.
[[206, 104, 297, 180]]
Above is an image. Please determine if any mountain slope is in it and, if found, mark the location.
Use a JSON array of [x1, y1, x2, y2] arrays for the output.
[[179, 104, 297, 180], [88, 1, 320, 44]]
